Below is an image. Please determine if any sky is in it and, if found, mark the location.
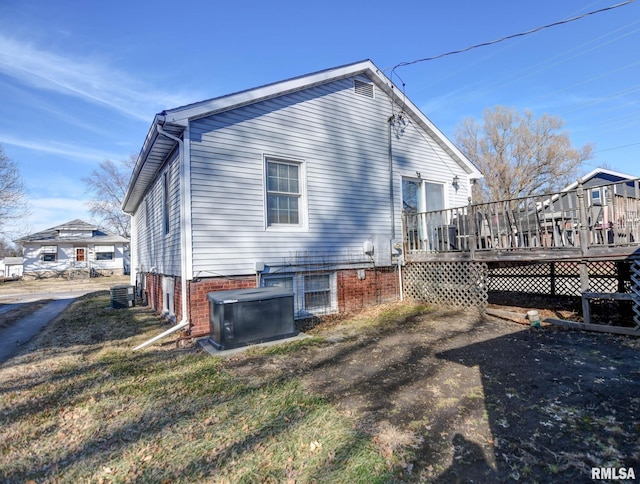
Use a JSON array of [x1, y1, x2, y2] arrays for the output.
[[1, 0, 639, 238]]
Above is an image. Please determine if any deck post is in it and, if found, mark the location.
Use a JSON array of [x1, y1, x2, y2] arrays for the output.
[[577, 179, 592, 323], [580, 260, 591, 324], [576, 180, 589, 258], [468, 197, 476, 260]]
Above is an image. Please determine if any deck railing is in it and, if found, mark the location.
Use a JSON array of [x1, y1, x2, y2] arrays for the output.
[[403, 178, 640, 258]]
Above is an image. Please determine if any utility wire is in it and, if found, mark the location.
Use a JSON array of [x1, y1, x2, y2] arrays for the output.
[[595, 141, 640, 153], [391, 0, 635, 77]]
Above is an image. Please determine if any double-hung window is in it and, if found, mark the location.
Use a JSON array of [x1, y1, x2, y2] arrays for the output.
[[95, 245, 115, 261], [304, 274, 332, 311], [266, 158, 303, 227], [41, 245, 57, 262]]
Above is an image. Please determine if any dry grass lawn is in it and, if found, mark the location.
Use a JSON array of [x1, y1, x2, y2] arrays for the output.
[[1, 286, 639, 482]]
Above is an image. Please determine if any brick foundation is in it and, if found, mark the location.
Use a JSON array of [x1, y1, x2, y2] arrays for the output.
[[142, 267, 399, 338], [145, 272, 163, 316], [144, 273, 183, 322], [187, 276, 257, 337], [338, 267, 399, 313]]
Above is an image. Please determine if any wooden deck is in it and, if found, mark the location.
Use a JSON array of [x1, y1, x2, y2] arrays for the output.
[[403, 178, 640, 263]]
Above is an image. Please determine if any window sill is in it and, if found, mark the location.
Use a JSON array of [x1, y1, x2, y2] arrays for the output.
[[266, 225, 308, 232]]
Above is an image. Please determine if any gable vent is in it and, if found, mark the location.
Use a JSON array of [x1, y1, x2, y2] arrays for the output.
[[354, 79, 374, 98]]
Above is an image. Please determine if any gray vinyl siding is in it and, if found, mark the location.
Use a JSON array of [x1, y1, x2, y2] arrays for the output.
[[390, 116, 472, 213], [132, 152, 182, 276], [188, 75, 471, 276]]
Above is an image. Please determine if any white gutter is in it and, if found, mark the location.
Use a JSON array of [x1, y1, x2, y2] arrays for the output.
[[133, 117, 191, 351]]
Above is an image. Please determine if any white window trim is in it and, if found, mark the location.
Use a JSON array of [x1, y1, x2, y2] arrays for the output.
[[402, 176, 448, 212], [95, 251, 115, 261], [263, 154, 308, 231], [302, 272, 338, 317]]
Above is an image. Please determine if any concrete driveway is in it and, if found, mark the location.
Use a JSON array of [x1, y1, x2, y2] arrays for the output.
[[0, 298, 76, 364], [0, 278, 128, 365]]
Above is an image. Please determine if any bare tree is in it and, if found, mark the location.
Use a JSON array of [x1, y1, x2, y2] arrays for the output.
[[0, 144, 29, 237], [82, 155, 135, 238], [455, 106, 594, 202], [0, 238, 21, 257]]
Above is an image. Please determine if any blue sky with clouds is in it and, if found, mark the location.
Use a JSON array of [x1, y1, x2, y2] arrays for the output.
[[1, 0, 638, 236]]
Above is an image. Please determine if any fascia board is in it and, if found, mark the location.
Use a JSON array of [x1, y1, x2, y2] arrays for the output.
[[562, 168, 639, 193], [122, 116, 161, 212], [122, 115, 183, 213]]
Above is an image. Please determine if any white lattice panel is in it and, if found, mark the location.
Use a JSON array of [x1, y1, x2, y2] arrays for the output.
[[632, 259, 640, 328], [403, 262, 488, 309]]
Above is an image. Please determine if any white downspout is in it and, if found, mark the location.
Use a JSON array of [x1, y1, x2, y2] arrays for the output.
[[398, 256, 404, 301], [133, 319, 189, 351], [133, 117, 190, 351]]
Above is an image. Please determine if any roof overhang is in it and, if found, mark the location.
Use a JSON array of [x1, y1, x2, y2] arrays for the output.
[[21, 236, 129, 245], [562, 167, 640, 192], [122, 59, 482, 213], [122, 115, 184, 213]]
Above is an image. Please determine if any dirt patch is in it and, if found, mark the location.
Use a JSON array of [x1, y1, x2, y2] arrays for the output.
[[489, 291, 582, 322], [225, 304, 640, 481], [488, 291, 637, 328]]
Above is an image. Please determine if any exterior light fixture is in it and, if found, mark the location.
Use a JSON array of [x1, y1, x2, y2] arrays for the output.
[[452, 175, 460, 191]]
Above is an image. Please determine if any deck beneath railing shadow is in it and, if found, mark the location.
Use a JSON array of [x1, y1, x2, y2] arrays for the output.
[[403, 178, 640, 263]]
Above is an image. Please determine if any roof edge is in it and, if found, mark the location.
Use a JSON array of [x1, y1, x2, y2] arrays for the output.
[[163, 59, 375, 124], [562, 167, 640, 192], [123, 59, 482, 212]]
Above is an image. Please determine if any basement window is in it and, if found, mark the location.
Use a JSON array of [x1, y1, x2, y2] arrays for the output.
[[262, 272, 337, 318], [263, 275, 294, 292], [304, 274, 332, 311]]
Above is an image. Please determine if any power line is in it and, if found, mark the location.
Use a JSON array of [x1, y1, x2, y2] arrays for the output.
[[595, 141, 640, 153], [391, 1, 635, 78]]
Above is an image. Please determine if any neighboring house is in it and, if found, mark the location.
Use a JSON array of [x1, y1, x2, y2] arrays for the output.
[[2, 257, 24, 279], [560, 168, 639, 206], [18, 219, 129, 278], [551, 168, 639, 225], [565, 168, 640, 243], [530, 168, 640, 247], [122, 59, 482, 336]]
